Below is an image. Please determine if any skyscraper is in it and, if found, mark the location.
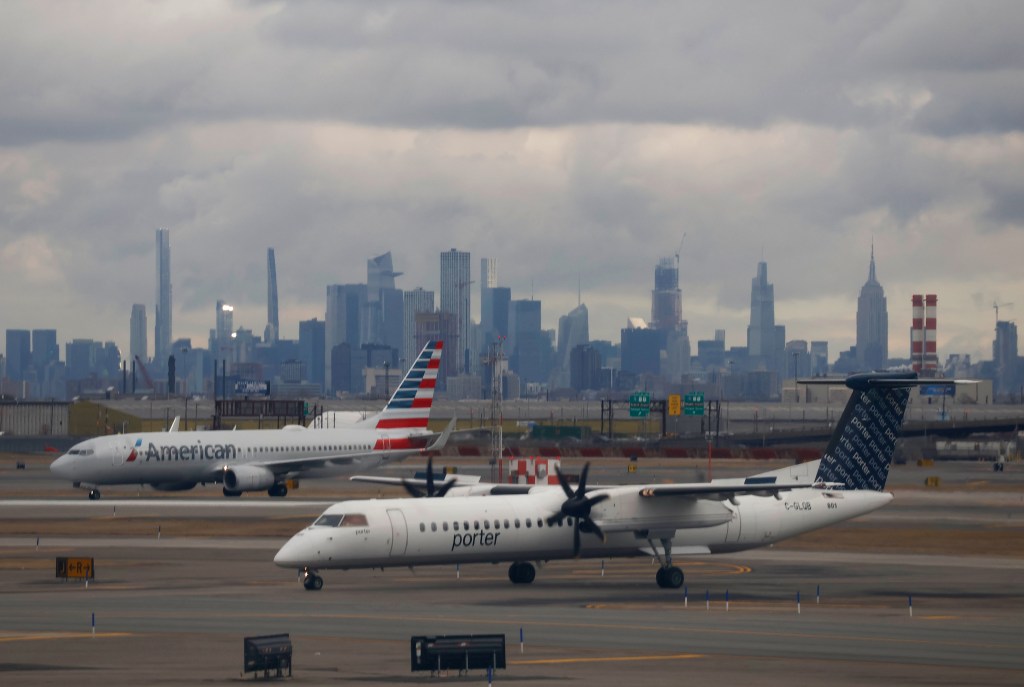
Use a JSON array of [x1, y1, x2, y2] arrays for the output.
[[266, 248, 279, 344], [553, 303, 589, 388], [299, 318, 326, 391], [5, 330, 30, 382], [747, 260, 785, 383], [129, 305, 147, 364], [403, 288, 435, 369], [994, 320, 1020, 396], [31, 329, 59, 371], [747, 261, 775, 358], [154, 228, 172, 367], [325, 283, 367, 393], [440, 248, 471, 373], [651, 257, 682, 331], [367, 252, 403, 351], [855, 247, 888, 371]]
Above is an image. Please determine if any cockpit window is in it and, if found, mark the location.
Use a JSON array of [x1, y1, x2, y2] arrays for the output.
[[313, 514, 344, 527], [68, 449, 94, 456], [312, 513, 369, 528]]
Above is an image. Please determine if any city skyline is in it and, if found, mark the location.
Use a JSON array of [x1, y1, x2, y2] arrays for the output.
[[0, 241, 1016, 369], [2, 3, 1022, 363]]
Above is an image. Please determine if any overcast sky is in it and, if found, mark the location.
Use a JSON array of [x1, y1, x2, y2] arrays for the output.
[[2, 1, 1023, 364]]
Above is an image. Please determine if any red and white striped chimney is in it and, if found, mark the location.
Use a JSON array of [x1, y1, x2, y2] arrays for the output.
[[911, 294, 938, 375]]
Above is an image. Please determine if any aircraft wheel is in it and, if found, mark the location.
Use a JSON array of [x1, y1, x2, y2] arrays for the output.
[[268, 483, 288, 498], [662, 566, 684, 589], [303, 574, 323, 591], [88, 489, 101, 501], [222, 487, 243, 498], [508, 562, 536, 584]]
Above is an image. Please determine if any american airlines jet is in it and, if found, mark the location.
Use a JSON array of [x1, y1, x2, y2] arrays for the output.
[[50, 341, 448, 499], [276, 372, 926, 590]]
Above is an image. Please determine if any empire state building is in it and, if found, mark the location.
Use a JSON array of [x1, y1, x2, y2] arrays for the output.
[[856, 247, 888, 371]]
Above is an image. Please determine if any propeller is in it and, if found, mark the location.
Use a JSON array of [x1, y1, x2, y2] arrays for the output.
[[402, 455, 455, 498], [545, 462, 608, 556]]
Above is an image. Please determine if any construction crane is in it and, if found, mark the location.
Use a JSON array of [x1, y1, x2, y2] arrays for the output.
[[675, 233, 686, 269], [134, 355, 155, 390], [993, 301, 1014, 321]]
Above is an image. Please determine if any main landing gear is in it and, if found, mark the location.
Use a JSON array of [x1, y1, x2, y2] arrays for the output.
[[648, 535, 685, 589], [88, 489, 101, 500], [268, 483, 288, 498], [508, 562, 536, 584], [302, 567, 323, 591]]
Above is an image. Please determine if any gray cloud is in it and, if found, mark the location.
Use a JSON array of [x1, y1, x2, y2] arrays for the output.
[[1, 1, 1023, 362]]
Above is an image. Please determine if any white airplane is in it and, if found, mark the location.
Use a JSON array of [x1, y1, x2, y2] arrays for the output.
[[275, 372, 924, 590], [50, 341, 449, 499]]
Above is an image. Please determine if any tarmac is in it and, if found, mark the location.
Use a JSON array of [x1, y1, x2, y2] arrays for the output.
[[2, 454, 1023, 685]]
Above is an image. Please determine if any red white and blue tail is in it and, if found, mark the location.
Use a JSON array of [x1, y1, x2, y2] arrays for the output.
[[374, 340, 443, 431]]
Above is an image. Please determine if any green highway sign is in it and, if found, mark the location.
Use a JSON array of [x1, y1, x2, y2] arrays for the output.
[[626, 393, 651, 419], [683, 391, 705, 416]]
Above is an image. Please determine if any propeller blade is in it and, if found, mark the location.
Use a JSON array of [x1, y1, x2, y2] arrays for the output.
[[577, 462, 591, 493], [435, 479, 456, 498], [587, 519, 607, 543], [554, 464, 574, 499], [583, 493, 609, 509]]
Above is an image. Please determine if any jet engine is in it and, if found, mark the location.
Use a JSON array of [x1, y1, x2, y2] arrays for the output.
[[223, 465, 277, 492]]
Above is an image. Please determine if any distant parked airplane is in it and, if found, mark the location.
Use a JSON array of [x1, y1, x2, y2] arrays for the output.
[[50, 341, 449, 499]]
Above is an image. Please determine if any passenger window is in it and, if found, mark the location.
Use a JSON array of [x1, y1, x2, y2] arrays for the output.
[[419, 523, 425, 532], [537, 519, 543, 528], [526, 518, 532, 528], [453, 521, 460, 531], [473, 521, 480, 530], [463, 521, 469, 531], [483, 520, 490, 530], [504, 519, 510, 529], [514, 519, 521, 528], [443, 522, 449, 531], [431, 523, 437, 532]]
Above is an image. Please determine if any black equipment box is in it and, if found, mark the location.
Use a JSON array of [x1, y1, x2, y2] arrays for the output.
[[411, 634, 506, 674], [243, 633, 292, 679]]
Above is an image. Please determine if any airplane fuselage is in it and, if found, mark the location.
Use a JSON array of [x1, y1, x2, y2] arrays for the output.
[[50, 426, 428, 490], [274, 486, 892, 570]]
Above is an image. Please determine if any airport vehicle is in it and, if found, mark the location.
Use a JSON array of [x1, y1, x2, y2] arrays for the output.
[[276, 372, 921, 589], [50, 341, 448, 499]]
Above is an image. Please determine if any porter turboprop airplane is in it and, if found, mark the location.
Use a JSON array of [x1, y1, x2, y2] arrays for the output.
[[50, 341, 448, 499], [275, 372, 926, 589]]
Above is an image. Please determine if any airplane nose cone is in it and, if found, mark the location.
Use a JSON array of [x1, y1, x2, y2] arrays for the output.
[[50, 454, 74, 479], [274, 533, 311, 568]]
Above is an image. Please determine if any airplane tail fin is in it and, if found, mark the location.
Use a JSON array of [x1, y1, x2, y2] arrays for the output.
[[373, 340, 443, 431], [813, 372, 917, 491]]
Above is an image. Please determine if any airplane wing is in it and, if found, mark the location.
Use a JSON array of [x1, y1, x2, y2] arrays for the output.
[[249, 418, 459, 475], [636, 477, 809, 499]]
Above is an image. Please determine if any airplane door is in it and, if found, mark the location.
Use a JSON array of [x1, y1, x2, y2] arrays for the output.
[[386, 508, 408, 556]]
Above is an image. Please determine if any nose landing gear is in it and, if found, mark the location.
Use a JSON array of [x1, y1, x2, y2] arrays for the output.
[[302, 568, 323, 591]]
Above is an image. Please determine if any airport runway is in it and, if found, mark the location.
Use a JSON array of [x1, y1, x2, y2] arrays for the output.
[[2, 456, 1023, 685]]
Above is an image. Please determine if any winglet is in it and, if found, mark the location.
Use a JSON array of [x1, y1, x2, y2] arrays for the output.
[[425, 417, 457, 453]]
